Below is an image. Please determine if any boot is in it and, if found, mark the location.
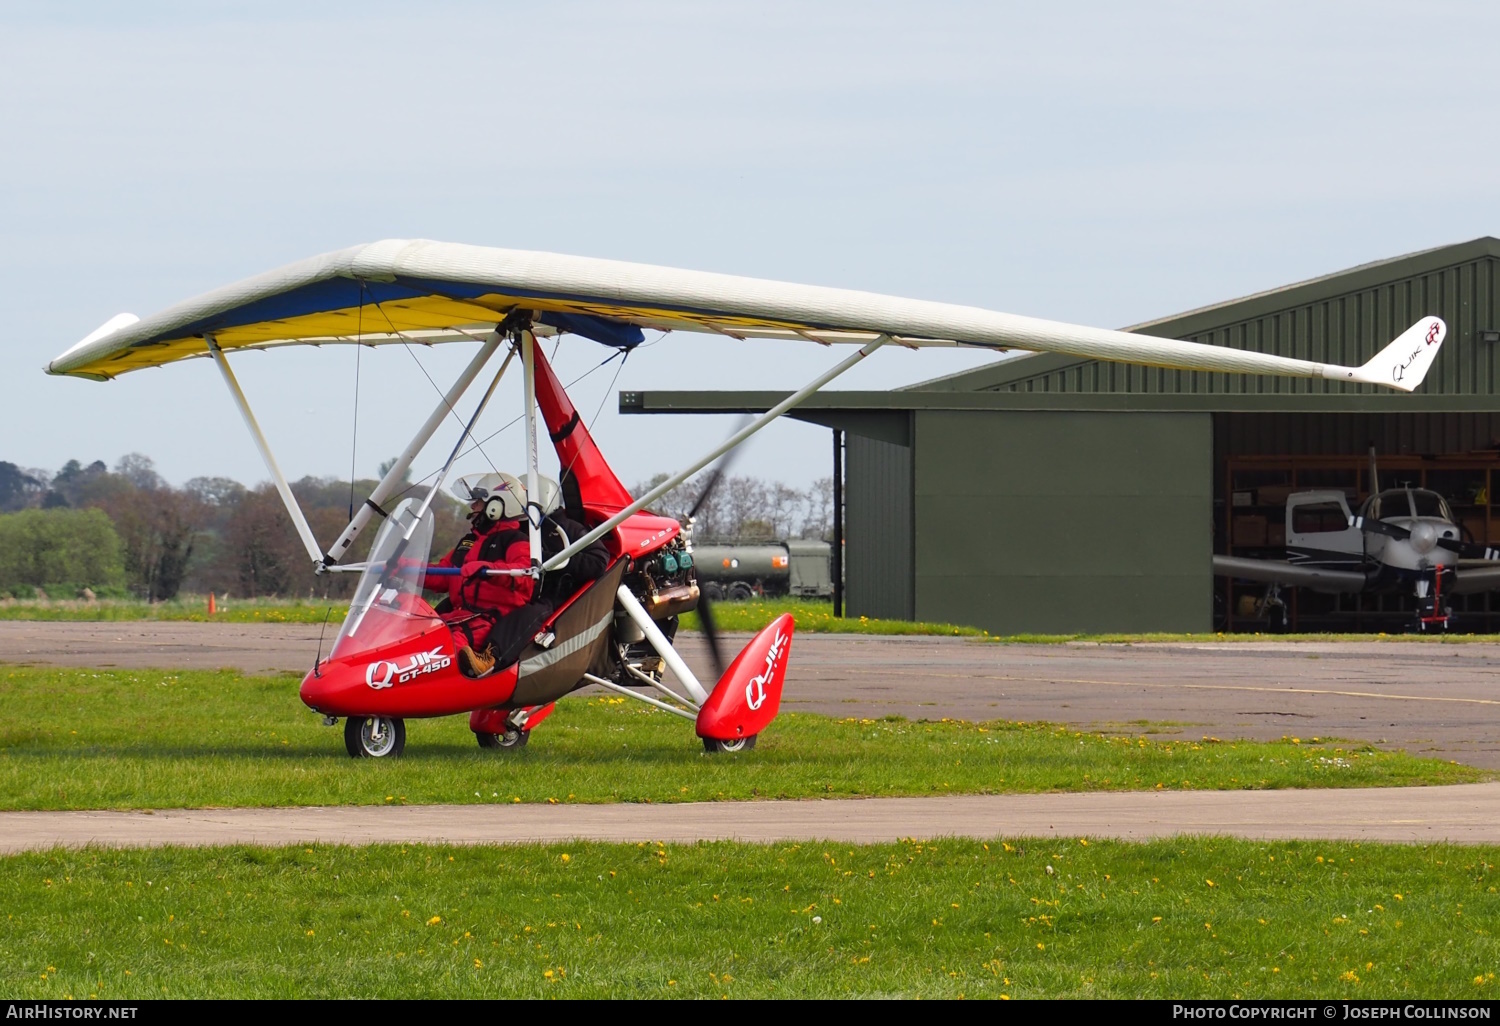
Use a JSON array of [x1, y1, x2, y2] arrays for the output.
[[458, 644, 497, 679]]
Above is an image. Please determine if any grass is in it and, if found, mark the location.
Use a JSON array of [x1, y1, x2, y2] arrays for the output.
[[4, 837, 1498, 998], [682, 598, 990, 636], [0, 595, 336, 624], [0, 666, 1484, 811], [10, 593, 1500, 643]]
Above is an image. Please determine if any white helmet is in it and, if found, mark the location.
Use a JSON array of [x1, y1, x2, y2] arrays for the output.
[[453, 472, 527, 521], [534, 476, 563, 516]]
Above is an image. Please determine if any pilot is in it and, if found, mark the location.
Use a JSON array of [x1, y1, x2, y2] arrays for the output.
[[533, 476, 612, 605], [425, 472, 538, 678]]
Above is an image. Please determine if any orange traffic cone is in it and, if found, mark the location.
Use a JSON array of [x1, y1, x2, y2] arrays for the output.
[[208, 592, 217, 616]]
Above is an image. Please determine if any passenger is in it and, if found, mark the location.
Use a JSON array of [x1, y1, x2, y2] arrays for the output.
[[534, 476, 612, 606], [425, 473, 538, 678]]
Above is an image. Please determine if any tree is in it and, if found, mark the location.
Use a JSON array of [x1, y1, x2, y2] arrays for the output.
[[223, 485, 300, 598], [184, 476, 247, 507], [377, 457, 412, 485], [0, 508, 124, 594], [51, 460, 118, 508], [803, 477, 833, 540], [0, 463, 43, 512], [115, 453, 164, 491], [97, 486, 203, 601]]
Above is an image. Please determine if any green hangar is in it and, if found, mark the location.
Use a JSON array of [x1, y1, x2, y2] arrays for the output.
[[621, 237, 1500, 634]]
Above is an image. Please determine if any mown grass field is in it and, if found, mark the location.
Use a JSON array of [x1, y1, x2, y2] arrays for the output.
[[0, 666, 1484, 811], [0, 595, 336, 624], [5, 837, 1497, 998], [9, 593, 1500, 644]]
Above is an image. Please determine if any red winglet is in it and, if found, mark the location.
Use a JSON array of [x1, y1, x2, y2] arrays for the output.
[[695, 614, 794, 741]]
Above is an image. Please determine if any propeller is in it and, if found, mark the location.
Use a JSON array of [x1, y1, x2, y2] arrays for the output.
[[686, 418, 750, 682], [1348, 448, 1500, 561], [1348, 513, 1410, 541], [1435, 536, 1500, 561], [1350, 513, 1500, 560]]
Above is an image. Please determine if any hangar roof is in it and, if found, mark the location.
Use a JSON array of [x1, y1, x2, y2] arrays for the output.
[[620, 237, 1500, 418], [907, 236, 1500, 397]]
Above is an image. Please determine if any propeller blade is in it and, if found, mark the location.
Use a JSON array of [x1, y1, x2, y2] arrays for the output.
[[1368, 445, 1380, 497], [1435, 537, 1500, 561], [696, 589, 727, 681], [686, 415, 749, 682], [688, 461, 730, 521], [687, 416, 751, 521], [1349, 514, 1410, 541]]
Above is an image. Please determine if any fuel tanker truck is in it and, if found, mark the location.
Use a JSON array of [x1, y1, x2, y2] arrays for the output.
[[692, 539, 833, 601]]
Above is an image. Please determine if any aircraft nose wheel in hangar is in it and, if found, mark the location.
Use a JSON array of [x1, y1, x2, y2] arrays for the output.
[[345, 716, 406, 759]]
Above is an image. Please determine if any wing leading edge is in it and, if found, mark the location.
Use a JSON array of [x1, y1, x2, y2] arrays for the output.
[[46, 238, 1446, 390]]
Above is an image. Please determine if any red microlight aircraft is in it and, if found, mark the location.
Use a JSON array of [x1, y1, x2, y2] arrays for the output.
[[46, 240, 1447, 757]]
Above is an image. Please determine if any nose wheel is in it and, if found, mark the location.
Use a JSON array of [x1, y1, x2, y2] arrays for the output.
[[345, 715, 406, 758]]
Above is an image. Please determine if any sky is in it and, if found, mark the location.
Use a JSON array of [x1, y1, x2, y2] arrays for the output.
[[3, 0, 1498, 495]]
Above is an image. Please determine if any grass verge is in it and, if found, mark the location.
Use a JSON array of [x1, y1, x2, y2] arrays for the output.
[[5, 837, 1498, 998], [681, 598, 988, 636], [10, 594, 1500, 643], [0, 667, 1484, 810], [0, 595, 335, 624]]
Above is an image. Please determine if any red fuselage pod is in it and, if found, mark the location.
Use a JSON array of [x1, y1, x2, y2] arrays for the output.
[[300, 596, 519, 719], [616, 513, 681, 559]]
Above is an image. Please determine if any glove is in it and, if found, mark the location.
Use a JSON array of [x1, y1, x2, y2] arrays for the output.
[[460, 562, 493, 587]]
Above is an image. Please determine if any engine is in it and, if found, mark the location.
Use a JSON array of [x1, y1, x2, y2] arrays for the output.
[[614, 535, 699, 681]]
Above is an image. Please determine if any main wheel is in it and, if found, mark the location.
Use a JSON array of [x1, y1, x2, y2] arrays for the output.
[[702, 734, 757, 754], [345, 715, 406, 758], [475, 728, 529, 750]]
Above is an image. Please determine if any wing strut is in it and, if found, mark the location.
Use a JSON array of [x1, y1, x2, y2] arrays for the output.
[[206, 335, 324, 565], [544, 335, 890, 570], [324, 331, 503, 565], [522, 329, 543, 572]]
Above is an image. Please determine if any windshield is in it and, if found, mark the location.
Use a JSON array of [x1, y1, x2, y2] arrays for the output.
[[1371, 488, 1453, 522], [330, 496, 440, 661]]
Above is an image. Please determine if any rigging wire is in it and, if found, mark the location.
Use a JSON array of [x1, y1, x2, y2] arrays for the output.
[[386, 342, 628, 505], [558, 346, 629, 486], [363, 293, 505, 477]]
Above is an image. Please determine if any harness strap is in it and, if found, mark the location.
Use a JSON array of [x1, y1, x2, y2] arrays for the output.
[[549, 410, 581, 443]]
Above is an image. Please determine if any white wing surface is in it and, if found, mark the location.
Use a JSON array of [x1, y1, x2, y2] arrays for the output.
[[46, 239, 1445, 390]]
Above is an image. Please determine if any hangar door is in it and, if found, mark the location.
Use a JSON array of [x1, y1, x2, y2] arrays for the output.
[[912, 410, 1213, 634]]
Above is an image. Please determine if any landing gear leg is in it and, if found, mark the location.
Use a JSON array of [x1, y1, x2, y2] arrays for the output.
[[1415, 569, 1452, 632], [1258, 584, 1288, 631]]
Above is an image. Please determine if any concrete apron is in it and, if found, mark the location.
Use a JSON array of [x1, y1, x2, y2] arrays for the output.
[[5, 783, 1500, 853]]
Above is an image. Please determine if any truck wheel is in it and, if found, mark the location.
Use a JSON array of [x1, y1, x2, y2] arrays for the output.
[[702, 582, 725, 601], [728, 581, 754, 601]]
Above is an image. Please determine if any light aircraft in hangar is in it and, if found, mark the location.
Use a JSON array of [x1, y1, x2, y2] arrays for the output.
[[1215, 449, 1500, 630], [46, 240, 1448, 756]]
